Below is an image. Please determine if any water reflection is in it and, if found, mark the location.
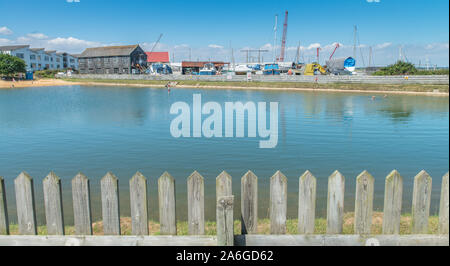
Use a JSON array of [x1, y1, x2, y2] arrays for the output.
[[0, 86, 448, 225]]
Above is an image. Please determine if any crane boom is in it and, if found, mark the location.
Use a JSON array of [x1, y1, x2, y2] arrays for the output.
[[279, 11, 288, 62], [329, 43, 340, 60], [149, 34, 163, 54]]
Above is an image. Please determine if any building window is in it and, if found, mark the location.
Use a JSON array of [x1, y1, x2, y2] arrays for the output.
[[51, 57, 53, 62], [114, 68, 119, 74], [45, 56, 49, 61], [37, 55, 41, 60], [16, 53, 24, 59], [30, 54, 36, 60], [56, 58, 60, 62], [70, 59, 75, 63]]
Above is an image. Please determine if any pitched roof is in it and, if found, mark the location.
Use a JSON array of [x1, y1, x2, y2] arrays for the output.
[[79, 44, 140, 58], [30, 48, 45, 52], [146, 52, 170, 63], [45, 50, 56, 54], [0, 45, 29, 51]]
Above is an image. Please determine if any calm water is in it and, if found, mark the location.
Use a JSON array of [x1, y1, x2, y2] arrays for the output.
[[0, 85, 448, 225]]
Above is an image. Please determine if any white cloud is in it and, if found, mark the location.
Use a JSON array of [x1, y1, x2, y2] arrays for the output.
[[208, 44, 224, 49], [0, 38, 13, 45], [366, 0, 381, 2], [27, 33, 48, 39], [306, 43, 321, 50], [0, 26, 13, 35], [376, 42, 392, 49]]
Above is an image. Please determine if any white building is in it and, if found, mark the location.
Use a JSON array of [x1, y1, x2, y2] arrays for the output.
[[0, 45, 79, 72]]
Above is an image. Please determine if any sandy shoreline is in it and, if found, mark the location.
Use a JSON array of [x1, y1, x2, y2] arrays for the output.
[[1, 78, 448, 97]]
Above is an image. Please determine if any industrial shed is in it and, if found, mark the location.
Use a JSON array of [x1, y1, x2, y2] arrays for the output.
[[78, 44, 147, 74], [181, 61, 229, 74]]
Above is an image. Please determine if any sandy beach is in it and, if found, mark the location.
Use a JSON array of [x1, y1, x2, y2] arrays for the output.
[[1, 78, 448, 96], [0, 79, 82, 89]]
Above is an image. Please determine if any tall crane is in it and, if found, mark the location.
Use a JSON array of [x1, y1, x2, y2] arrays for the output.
[[279, 11, 288, 62]]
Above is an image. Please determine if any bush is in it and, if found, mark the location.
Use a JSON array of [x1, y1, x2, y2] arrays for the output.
[[0, 53, 26, 77], [34, 69, 62, 79], [373, 61, 418, 76]]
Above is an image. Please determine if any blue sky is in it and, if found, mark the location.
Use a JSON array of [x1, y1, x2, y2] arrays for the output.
[[0, 0, 449, 66]]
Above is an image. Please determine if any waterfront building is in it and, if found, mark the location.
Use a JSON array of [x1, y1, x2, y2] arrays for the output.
[[78, 44, 147, 74], [0, 45, 79, 72]]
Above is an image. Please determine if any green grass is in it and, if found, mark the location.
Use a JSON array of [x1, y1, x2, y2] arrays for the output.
[[7, 212, 440, 236], [61, 78, 449, 93]]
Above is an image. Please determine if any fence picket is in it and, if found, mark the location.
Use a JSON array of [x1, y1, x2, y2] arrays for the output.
[[14, 172, 37, 235], [327, 171, 345, 234], [412, 170, 432, 234], [217, 196, 234, 246], [354, 171, 374, 235], [270, 171, 287, 234], [216, 171, 232, 200], [72, 173, 92, 235], [241, 171, 258, 234], [0, 177, 8, 235], [298, 171, 316, 234], [43, 172, 64, 235], [101, 172, 121, 235], [382, 170, 403, 234], [130, 172, 148, 235], [187, 171, 204, 235], [158, 172, 177, 235], [439, 172, 449, 234]]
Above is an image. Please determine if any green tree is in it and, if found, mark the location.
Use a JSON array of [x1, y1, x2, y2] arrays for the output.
[[373, 61, 418, 76], [0, 53, 27, 77]]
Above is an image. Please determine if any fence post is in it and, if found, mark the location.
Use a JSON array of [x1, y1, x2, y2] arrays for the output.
[[382, 170, 403, 234], [241, 171, 258, 234], [217, 196, 234, 246], [412, 170, 432, 234], [158, 172, 177, 235], [270, 171, 287, 234], [187, 171, 204, 235], [43, 172, 65, 235], [0, 177, 9, 235], [354, 171, 374, 235], [14, 172, 37, 235], [216, 171, 232, 200], [327, 170, 345, 234], [130, 172, 148, 235], [298, 171, 316, 234], [72, 173, 92, 235], [439, 172, 449, 234], [101, 172, 121, 235]]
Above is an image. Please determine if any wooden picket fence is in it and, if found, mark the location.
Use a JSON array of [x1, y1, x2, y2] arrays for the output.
[[0, 170, 448, 246]]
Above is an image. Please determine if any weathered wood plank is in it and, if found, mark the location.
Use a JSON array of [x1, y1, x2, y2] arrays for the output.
[[298, 171, 316, 234], [382, 170, 403, 234], [234, 235, 449, 247], [439, 172, 449, 234], [158, 172, 176, 235], [216, 171, 232, 200], [0, 177, 9, 235], [217, 196, 234, 246], [354, 171, 374, 235], [130, 172, 148, 235], [72, 173, 92, 235], [0, 235, 219, 246], [412, 170, 432, 234], [14, 172, 37, 235], [187, 171, 204, 235], [241, 171, 258, 234], [43, 172, 65, 235], [101, 172, 121, 235], [270, 171, 287, 234], [326, 171, 345, 234]]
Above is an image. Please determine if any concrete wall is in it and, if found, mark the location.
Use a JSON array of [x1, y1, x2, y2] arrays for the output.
[[63, 73, 449, 85]]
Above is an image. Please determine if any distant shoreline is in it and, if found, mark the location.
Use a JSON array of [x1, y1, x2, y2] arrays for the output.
[[1, 78, 449, 97]]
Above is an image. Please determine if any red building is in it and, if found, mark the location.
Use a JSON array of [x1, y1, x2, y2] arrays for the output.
[[146, 52, 170, 64]]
